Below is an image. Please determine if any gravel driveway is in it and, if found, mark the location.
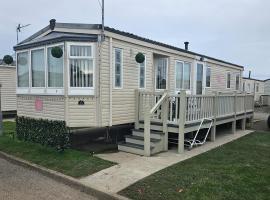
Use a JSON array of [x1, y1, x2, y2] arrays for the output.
[[0, 158, 97, 200]]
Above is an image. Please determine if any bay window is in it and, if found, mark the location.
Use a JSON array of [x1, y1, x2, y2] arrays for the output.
[[17, 52, 29, 87], [175, 61, 191, 91], [47, 45, 64, 87], [31, 49, 45, 87]]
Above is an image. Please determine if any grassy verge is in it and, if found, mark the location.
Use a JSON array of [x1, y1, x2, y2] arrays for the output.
[[0, 122, 115, 178], [120, 132, 270, 200]]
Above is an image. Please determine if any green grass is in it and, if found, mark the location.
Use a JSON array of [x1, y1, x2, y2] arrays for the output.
[[120, 132, 270, 200], [0, 121, 115, 178]]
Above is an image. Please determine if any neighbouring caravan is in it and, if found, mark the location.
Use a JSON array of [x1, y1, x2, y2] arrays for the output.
[[14, 20, 254, 156], [0, 61, 17, 116], [263, 79, 270, 105], [242, 77, 265, 102]]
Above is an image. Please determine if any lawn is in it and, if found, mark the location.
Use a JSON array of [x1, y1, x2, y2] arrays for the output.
[[0, 121, 115, 178], [120, 132, 270, 200]]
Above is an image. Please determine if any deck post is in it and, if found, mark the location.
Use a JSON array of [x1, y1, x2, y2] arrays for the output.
[[211, 92, 218, 141], [241, 92, 247, 130], [162, 97, 169, 151], [135, 89, 139, 130], [178, 90, 186, 154], [144, 104, 151, 157], [232, 91, 237, 134]]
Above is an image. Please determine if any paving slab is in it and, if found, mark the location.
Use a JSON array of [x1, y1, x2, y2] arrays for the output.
[[80, 129, 253, 194]]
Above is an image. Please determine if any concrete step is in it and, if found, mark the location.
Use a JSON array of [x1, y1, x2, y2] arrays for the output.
[[118, 142, 154, 156], [125, 135, 161, 146], [132, 129, 163, 140]]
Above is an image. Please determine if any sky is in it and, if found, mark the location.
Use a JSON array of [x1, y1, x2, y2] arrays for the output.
[[0, 0, 269, 79]]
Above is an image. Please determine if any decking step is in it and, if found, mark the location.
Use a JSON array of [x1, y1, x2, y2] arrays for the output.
[[125, 135, 161, 146], [132, 129, 163, 139], [126, 135, 161, 143], [118, 142, 154, 156]]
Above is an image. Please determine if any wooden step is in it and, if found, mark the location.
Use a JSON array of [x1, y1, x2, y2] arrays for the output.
[[132, 129, 163, 139], [125, 135, 161, 146], [118, 142, 154, 156]]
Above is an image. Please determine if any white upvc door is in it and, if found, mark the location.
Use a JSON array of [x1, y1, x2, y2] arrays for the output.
[[193, 62, 206, 95]]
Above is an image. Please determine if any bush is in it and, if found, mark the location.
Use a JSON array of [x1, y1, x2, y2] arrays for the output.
[[16, 116, 70, 151]]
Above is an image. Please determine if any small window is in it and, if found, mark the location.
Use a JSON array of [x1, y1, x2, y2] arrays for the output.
[[256, 83, 259, 92], [139, 58, 146, 89], [69, 45, 94, 88], [247, 83, 250, 92], [206, 67, 211, 88], [17, 52, 29, 87], [175, 61, 191, 90], [48, 45, 64, 87], [226, 72, 231, 89], [156, 58, 167, 90], [31, 49, 45, 87], [235, 74, 240, 90], [243, 82, 245, 91], [114, 48, 123, 88]]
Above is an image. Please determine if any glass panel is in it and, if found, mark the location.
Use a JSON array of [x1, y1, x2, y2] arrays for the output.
[[235, 74, 240, 90], [156, 58, 167, 89], [196, 64, 203, 94], [139, 61, 145, 88], [206, 67, 211, 87], [114, 49, 122, 88], [175, 61, 183, 89], [70, 45, 91, 57], [31, 49, 45, 87], [17, 52, 29, 87], [227, 73, 231, 88], [48, 46, 63, 87], [70, 59, 93, 87], [184, 63, 191, 89]]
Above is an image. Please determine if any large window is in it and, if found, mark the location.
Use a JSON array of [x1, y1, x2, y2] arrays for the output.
[[235, 74, 240, 90], [206, 67, 211, 88], [17, 52, 29, 87], [114, 48, 123, 88], [48, 45, 63, 87], [69, 45, 94, 88], [31, 49, 45, 87], [156, 58, 167, 90], [175, 61, 191, 90], [226, 72, 231, 89], [139, 58, 146, 89]]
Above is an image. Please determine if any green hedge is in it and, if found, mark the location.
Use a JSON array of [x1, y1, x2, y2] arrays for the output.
[[16, 117, 70, 151]]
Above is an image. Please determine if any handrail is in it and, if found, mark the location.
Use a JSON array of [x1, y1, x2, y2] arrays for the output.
[[150, 92, 168, 114]]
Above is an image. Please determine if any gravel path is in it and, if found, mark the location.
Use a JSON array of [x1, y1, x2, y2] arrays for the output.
[[0, 158, 97, 200]]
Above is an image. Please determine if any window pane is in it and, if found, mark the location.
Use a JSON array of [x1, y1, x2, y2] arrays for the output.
[[31, 49, 45, 87], [114, 49, 122, 88], [17, 52, 29, 87], [227, 73, 231, 88], [184, 63, 191, 89], [139, 61, 145, 88], [206, 67, 211, 87], [175, 62, 183, 89], [196, 64, 203, 94], [70, 45, 91, 57], [235, 74, 240, 90], [48, 46, 63, 87], [156, 58, 167, 89], [70, 59, 93, 87]]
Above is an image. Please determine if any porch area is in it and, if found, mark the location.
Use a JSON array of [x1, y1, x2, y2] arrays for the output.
[[118, 90, 254, 156]]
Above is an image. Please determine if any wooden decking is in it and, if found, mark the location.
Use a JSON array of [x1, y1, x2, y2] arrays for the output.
[[118, 90, 254, 156]]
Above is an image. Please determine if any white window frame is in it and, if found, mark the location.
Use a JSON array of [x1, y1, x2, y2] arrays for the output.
[[155, 57, 168, 91], [30, 47, 46, 94], [138, 56, 146, 89], [67, 42, 95, 96], [235, 73, 240, 90], [113, 48, 123, 89], [205, 66, 211, 88], [193, 61, 205, 95], [46, 43, 65, 95], [16, 50, 30, 94], [175, 60, 191, 92], [226, 72, 231, 89]]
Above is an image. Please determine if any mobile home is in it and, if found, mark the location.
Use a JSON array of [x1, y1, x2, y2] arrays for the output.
[[14, 20, 254, 156], [0, 61, 17, 116], [242, 77, 265, 102]]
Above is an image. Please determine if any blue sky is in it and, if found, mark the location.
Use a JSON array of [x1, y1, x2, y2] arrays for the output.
[[1, 0, 269, 79]]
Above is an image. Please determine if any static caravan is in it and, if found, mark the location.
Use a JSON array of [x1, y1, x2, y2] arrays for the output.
[[242, 77, 265, 102], [0, 61, 17, 116], [14, 20, 254, 156], [262, 79, 270, 106]]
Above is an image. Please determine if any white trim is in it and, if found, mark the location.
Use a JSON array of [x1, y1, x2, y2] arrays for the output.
[[138, 55, 146, 89], [155, 57, 168, 91], [67, 42, 96, 95], [113, 47, 123, 89], [205, 66, 211, 88], [226, 71, 231, 89]]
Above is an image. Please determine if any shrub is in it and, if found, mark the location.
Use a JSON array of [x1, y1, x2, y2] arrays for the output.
[[135, 52, 145, 63], [16, 116, 70, 151], [3, 55, 13, 65]]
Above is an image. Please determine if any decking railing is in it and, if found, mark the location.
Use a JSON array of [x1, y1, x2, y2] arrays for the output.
[[135, 90, 255, 156]]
